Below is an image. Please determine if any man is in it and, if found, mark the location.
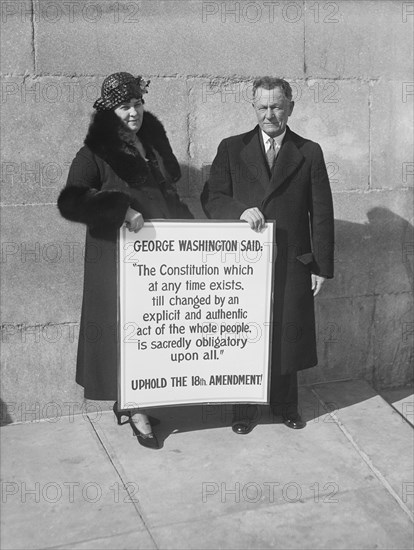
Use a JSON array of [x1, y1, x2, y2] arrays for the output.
[[201, 77, 334, 434]]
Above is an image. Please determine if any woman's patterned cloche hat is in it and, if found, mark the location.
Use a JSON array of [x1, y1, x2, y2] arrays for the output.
[[93, 72, 150, 111]]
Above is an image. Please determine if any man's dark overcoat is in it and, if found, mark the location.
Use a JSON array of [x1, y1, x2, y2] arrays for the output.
[[58, 111, 192, 400], [201, 125, 334, 384]]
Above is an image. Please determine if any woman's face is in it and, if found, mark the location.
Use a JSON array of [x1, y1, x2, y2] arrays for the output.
[[114, 97, 144, 132]]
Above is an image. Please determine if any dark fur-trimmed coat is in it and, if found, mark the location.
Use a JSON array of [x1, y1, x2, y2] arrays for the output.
[[59, 110, 192, 239], [201, 126, 334, 397], [58, 111, 193, 400]]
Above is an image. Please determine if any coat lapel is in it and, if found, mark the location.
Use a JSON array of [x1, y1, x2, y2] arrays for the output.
[[240, 126, 305, 198], [267, 127, 304, 194], [241, 127, 269, 192]]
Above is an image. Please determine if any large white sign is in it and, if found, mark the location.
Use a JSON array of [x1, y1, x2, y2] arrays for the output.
[[118, 221, 275, 409]]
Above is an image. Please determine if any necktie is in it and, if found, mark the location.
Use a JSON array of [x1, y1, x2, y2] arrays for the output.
[[266, 138, 276, 169]]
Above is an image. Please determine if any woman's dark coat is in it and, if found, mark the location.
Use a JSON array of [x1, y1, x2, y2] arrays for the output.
[[58, 111, 192, 400], [201, 126, 334, 391]]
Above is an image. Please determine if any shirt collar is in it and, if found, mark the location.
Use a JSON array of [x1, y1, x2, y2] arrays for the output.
[[261, 128, 286, 149]]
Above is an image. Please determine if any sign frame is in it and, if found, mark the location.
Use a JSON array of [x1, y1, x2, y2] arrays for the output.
[[117, 220, 276, 409]]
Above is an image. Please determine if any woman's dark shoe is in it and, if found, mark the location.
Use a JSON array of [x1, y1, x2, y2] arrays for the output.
[[113, 402, 160, 426], [113, 403, 160, 449], [113, 402, 131, 425], [148, 416, 160, 427], [129, 419, 161, 450]]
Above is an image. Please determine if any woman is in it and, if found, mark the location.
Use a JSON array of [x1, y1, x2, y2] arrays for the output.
[[58, 72, 193, 449]]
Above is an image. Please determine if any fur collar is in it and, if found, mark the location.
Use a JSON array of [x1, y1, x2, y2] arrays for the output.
[[84, 110, 181, 187]]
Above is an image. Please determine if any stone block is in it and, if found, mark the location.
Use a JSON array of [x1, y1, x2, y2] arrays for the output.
[[300, 295, 376, 385], [1, 204, 85, 323], [303, 289, 413, 388], [333, 189, 414, 225], [0, 0, 34, 74], [371, 80, 414, 190], [189, 78, 254, 196], [92, 397, 382, 528], [312, 380, 414, 513], [326, 190, 414, 298], [0, 74, 194, 204], [1, 76, 98, 205], [379, 388, 414, 426], [291, 79, 369, 192], [186, 195, 206, 219], [189, 79, 369, 195], [190, 78, 255, 151], [1, 334, 84, 424], [144, 78, 189, 162], [0, 417, 155, 549], [371, 293, 414, 388], [305, 0, 414, 79], [144, 77, 192, 199], [34, 0, 304, 77], [151, 487, 413, 549]]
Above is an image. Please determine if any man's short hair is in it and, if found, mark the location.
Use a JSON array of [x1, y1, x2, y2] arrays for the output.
[[252, 77, 293, 101]]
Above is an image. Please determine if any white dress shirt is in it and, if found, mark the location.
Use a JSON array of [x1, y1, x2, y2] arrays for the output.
[[262, 129, 286, 157]]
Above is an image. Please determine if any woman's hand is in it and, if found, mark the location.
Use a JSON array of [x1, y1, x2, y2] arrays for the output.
[[124, 207, 144, 233]]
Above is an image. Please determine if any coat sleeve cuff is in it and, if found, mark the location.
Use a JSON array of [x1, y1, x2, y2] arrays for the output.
[[84, 189, 131, 232], [58, 186, 97, 224], [58, 186, 131, 234]]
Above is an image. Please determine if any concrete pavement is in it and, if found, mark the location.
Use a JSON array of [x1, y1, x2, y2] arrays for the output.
[[1, 380, 413, 550]]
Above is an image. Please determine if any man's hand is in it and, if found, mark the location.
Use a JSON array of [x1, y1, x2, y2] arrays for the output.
[[311, 274, 326, 296], [124, 207, 144, 233], [240, 207, 265, 232]]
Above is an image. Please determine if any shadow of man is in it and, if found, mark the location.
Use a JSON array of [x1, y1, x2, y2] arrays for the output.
[[152, 188, 413, 441]]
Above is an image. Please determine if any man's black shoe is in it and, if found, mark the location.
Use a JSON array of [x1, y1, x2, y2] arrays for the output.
[[231, 420, 254, 435], [282, 413, 306, 430], [231, 404, 257, 434]]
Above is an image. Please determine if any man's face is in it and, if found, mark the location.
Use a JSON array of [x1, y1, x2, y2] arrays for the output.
[[253, 87, 294, 138]]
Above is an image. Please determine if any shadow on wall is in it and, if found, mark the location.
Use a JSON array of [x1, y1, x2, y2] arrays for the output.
[[2, 166, 412, 426], [331, 207, 413, 297], [1, 400, 14, 427], [185, 165, 413, 389], [311, 207, 413, 389], [137, 198, 412, 443]]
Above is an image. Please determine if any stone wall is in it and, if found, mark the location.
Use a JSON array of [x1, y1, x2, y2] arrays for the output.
[[1, 0, 413, 423]]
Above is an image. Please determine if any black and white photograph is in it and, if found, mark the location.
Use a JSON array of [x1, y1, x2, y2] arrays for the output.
[[1, 1, 413, 548]]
